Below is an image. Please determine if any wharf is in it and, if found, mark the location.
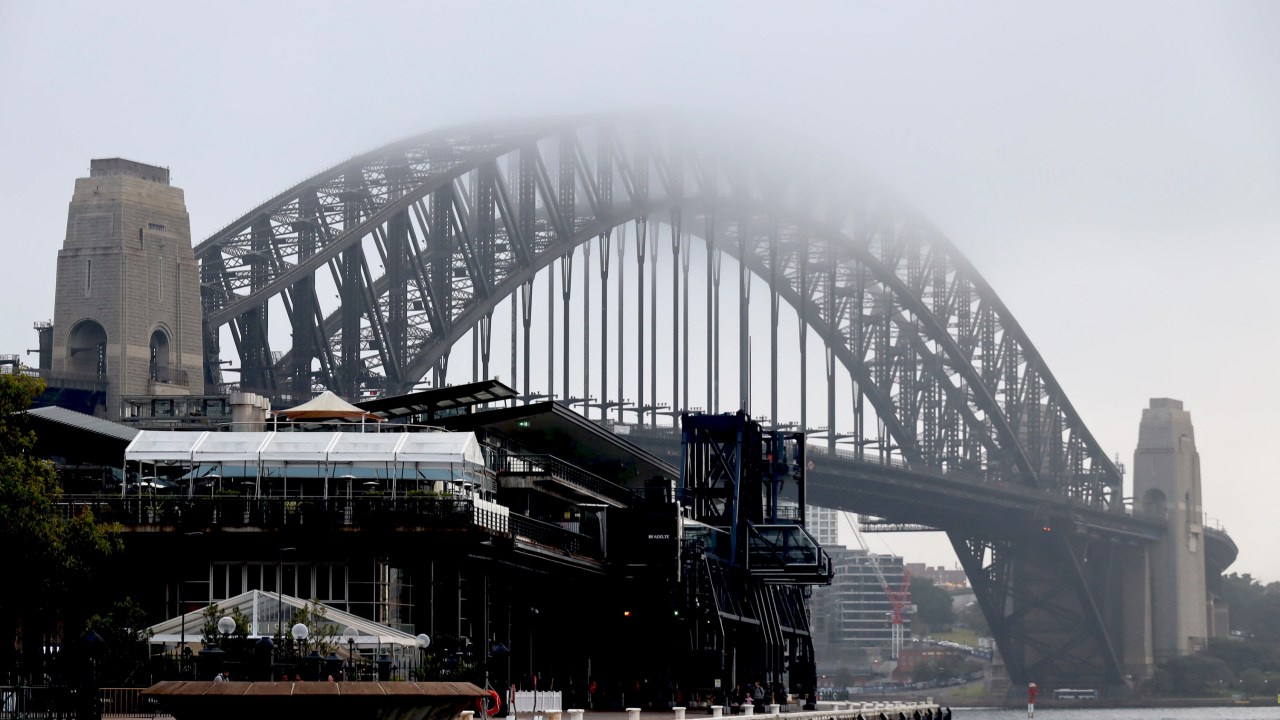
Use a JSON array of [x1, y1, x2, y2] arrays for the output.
[[490, 703, 946, 720]]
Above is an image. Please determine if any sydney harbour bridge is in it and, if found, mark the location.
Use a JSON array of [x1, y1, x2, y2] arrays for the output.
[[191, 117, 1235, 692]]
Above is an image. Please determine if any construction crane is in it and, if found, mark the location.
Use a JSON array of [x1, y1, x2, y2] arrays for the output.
[[841, 512, 913, 659]]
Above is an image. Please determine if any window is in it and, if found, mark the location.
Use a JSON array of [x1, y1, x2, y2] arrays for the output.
[[85, 259, 92, 294], [148, 222, 166, 231]]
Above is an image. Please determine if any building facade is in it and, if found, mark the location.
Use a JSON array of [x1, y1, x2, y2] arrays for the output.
[[811, 547, 910, 670]]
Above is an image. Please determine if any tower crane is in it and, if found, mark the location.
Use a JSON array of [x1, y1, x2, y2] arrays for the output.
[[841, 512, 913, 659]]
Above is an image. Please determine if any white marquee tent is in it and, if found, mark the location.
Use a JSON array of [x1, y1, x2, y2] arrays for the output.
[[123, 430, 488, 497], [146, 589, 420, 650]]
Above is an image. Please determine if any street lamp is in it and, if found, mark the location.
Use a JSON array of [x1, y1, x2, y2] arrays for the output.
[[342, 626, 359, 680], [415, 634, 431, 678], [217, 616, 236, 647], [291, 623, 310, 681], [277, 547, 297, 639]]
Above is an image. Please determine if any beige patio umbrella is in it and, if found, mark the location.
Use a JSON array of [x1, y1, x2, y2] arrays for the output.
[[276, 390, 384, 423]]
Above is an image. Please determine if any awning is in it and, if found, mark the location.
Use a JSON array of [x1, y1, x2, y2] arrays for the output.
[[126, 430, 486, 469]]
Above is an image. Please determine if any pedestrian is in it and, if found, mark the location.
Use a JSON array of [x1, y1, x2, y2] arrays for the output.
[[213, 672, 225, 683], [752, 681, 765, 704]]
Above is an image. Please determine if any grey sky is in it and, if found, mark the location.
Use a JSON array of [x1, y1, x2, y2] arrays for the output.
[[2, 2, 1277, 580]]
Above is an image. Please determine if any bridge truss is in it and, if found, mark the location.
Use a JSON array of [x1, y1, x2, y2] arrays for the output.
[[195, 117, 1130, 689]]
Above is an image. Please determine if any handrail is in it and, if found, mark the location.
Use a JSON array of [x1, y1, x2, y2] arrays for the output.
[[509, 513, 601, 560], [493, 452, 638, 505], [56, 493, 498, 533]]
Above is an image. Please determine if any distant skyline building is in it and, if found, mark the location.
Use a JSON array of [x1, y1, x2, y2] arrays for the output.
[[810, 547, 911, 671], [905, 562, 969, 590], [806, 505, 840, 547]]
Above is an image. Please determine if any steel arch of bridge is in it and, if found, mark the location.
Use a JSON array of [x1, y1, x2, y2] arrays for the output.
[[196, 117, 1130, 688]]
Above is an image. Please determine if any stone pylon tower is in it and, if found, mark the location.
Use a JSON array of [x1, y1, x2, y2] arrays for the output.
[[51, 159, 204, 416], [1133, 398, 1208, 662]]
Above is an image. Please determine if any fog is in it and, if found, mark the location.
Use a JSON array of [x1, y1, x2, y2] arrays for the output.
[[1, 1, 1277, 580]]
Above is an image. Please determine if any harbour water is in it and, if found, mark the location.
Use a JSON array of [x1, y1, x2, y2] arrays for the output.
[[949, 707, 1280, 719]]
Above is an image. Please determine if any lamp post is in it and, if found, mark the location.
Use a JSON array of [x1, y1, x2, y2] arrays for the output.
[[528, 607, 539, 701], [254, 636, 275, 681], [275, 546, 297, 650], [415, 634, 431, 679], [212, 616, 235, 680], [84, 630, 105, 719], [291, 623, 309, 678], [342, 626, 359, 680], [217, 616, 236, 648]]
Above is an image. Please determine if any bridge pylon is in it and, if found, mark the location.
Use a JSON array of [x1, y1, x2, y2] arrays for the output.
[[49, 158, 204, 416], [1134, 398, 1208, 663]]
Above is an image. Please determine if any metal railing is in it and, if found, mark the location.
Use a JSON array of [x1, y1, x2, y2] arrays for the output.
[[0, 685, 77, 720], [509, 514, 601, 559], [26, 368, 107, 391], [494, 452, 638, 505], [148, 367, 189, 385], [99, 687, 157, 718], [57, 494, 493, 534]]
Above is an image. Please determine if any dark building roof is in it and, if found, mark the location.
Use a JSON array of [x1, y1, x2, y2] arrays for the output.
[[436, 400, 679, 487], [26, 404, 138, 469], [355, 379, 518, 422], [27, 405, 139, 443]]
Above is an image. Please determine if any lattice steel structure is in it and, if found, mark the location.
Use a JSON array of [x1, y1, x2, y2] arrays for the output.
[[195, 117, 1131, 690]]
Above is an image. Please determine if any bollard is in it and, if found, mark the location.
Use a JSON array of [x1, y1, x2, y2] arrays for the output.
[[766, 704, 780, 716], [627, 707, 642, 720], [567, 710, 585, 720], [711, 705, 724, 718], [674, 708, 687, 720], [461, 713, 475, 720], [742, 704, 754, 716]]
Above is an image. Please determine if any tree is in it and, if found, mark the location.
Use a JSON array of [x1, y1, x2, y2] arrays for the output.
[[85, 597, 154, 686], [0, 374, 122, 675], [909, 576, 955, 633], [1151, 655, 1234, 696], [1207, 636, 1280, 677], [200, 602, 251, 645], [955, 600, 990, 636], [288, 599, 341, 656], [1220, 573, 1280, 643]]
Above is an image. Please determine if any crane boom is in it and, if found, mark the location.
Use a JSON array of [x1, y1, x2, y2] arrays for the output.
[[841, 512, 913, 658]]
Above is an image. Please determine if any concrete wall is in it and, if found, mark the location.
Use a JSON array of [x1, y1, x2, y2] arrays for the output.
[[51, 160, 203, 416], [1120, 544, 1153, 681], [1132, 398, 1208, 663]]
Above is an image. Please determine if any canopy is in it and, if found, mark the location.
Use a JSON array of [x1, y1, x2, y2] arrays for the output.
[[278, 390, 383, 422], [126, 430, 485, 469], [146, 590, 420, 648]]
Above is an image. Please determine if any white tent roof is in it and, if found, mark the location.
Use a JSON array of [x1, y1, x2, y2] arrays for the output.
[[397, 432, 486, 467], [278, 390, 383, 422], [124, 431, 208, 463], [126, 430, 486, 469], [258, 433, 339, 465], [327, 433, 406, 463], [193, 432, 273, 463], [146, 590, 420, 647]]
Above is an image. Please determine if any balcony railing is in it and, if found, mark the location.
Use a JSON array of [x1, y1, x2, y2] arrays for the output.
[[57, 493, 506, 534], [493, 452, 638, 506], [148, 366, 189, 385], [509, 513, 602, 560]]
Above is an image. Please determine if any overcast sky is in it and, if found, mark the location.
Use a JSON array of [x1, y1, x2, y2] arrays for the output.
[[2, 1, 1277, 581]]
